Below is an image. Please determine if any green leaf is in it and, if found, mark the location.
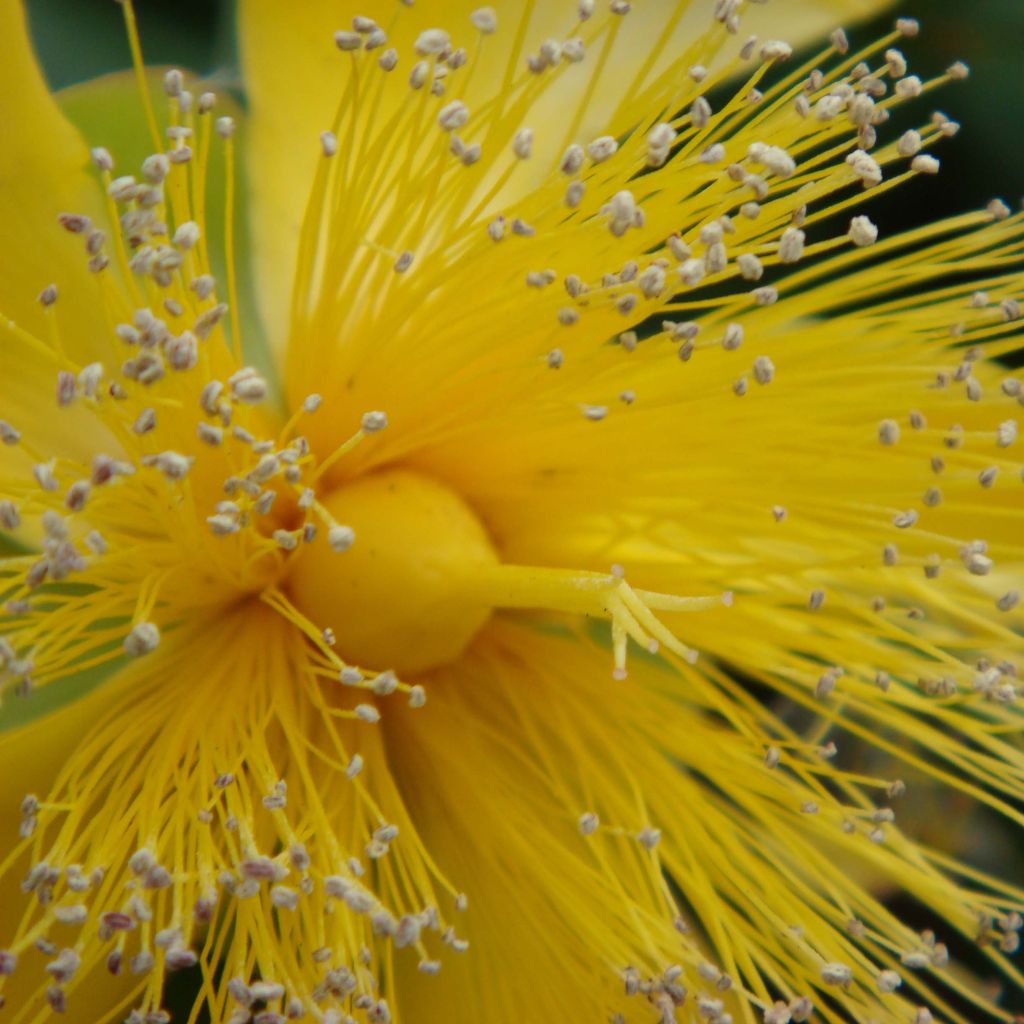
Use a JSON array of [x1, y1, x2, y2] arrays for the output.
[[0, 657, 122, 734]]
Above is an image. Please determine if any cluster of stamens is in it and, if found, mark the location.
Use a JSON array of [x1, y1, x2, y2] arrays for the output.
[[1, 1, 1022, 1022]]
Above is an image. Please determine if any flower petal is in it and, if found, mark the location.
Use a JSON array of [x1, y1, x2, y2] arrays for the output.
[[0, 2, 107, 349], [0, 4, 117, 495], [386, 621, 1016, 1023], [384, 632, 668, 1021], [0, 686, 139, 1019]]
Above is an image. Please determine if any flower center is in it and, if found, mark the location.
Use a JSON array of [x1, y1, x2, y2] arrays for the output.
[[287, 469, 499, 675]]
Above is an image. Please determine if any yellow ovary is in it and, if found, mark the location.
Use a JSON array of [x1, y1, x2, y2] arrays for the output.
[[288, 469, 499, 674]]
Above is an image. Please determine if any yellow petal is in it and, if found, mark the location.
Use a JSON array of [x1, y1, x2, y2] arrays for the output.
[[0, 2, 106, 349], [0, 685, 139, 1021], [384, 627, 683, 1022], [238, 0, 894, 358], [386, 620, 1005, 1024], [0, 4, 116, 504]]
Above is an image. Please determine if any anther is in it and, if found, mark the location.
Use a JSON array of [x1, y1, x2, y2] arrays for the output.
[[89, 146, 114, 173], [587, 136, 617, 163], [512, 128, 533, 160], [737, 253, 763, 280], [415, 28, 449, 56], [563, 37, 584, 62], [820, 963, 853, 986], [124, 622, 161, 657], [229, 368, 269, 404], [849, 216, 878, 247], [895, 76, 923, 98], [691, 96, 712, 128], [335, 30, 361, 51], [328, 525, 356, 553], [361, 410, 388, 432], [438, 100, 469, 131], [847, 149, 883, 186], [752, 356, 775, 385], [778, 228, 805, 263], [467, 6, 497, 34], [878, 419, 900, 445], [636, 826, 661, 850]]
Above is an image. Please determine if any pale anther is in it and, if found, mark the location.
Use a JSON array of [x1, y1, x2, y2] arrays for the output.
[[898, 129, 923, 157], [335, 30, 361, 51], [229, 368, 268, 404], [761, 40, 793, 62], [361, 410, 388, 432], [470, 7, 497, 33], [636, 826, 661, 850], [328, 525, 356, 553], [438, 101, 469, 132], [563, 37, 585, 62], [415, 28, 449, 56], [820, 963, 853, 986], [878, 419, 900, 445], [849, 216, 878, 247], [691, 95, 712, 128], [896, 76, 923, 98], [91, 146, 113, 172], [587, 136, 617, 163], [512, 128, 533, 160], [737, 253, 763, 280], [778, 227, 805, 263], [124, 622, 160, 657], [752, 356, 775, 385]]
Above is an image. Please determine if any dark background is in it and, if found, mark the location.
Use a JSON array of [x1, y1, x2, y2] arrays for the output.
[[26, 0, 1024, 235]]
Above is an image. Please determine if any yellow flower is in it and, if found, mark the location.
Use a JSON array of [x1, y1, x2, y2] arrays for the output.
[[1, 1, 1022, 1022]]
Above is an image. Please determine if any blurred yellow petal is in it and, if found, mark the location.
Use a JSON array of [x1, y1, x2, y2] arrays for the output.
[[0, 684, 140, 1022], [388, 618, 998, 1024], [0, 4, 117, 503], [0, 3, 106, 347], [386, 629, 672, 1023]]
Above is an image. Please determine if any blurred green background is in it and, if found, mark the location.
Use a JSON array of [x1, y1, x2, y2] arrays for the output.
[[25, 0, 1024, 236]]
